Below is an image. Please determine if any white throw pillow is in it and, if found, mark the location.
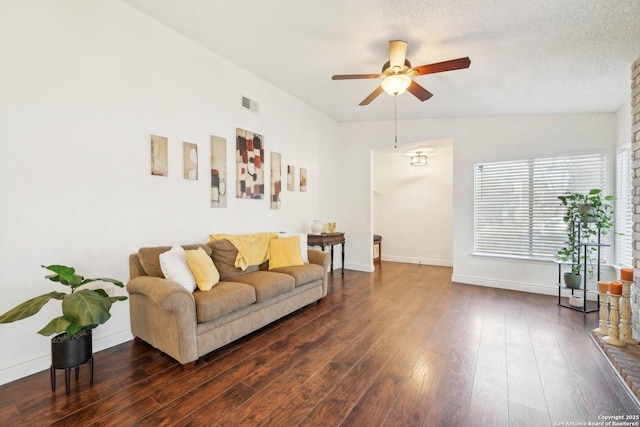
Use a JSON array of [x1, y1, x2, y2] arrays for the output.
[[159, 245, 197, 292], [278, 233, 309, 263]]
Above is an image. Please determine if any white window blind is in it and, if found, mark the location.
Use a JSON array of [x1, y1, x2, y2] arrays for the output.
[[616, 148, 632, 267], [474, 153, 606, 258]]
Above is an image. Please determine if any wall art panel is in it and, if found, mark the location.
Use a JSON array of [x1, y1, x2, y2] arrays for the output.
[[300, 167, 307, 192], [183, 142, 198, 180], [236, 128, 264, 199], [271, 152, 281, 209], [150, 134, 168, 177], [211, 135, 227, 208], [287, 165, 295, 191]]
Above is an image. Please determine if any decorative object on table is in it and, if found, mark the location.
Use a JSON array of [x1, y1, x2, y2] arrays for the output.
[[236, 128, 264, 199], [556, 189, 614, 285], [619, 268, 638, 345], [327, 222, 336, 233], [0, 265, 126, 394], [604, 282, 625, 347], [300, 167, 307, 192], [594, 281, 610, 336], [210, 135, 227, 208], [150, 134, 168, 176], [287, 165, 295, 191], [310, 220, 323, 234], [270, 152, 281, 209], [183, 141, 198, 180]]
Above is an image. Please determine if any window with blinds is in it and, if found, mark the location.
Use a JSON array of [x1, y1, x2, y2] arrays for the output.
[[616, 149, 632, 267], [474, 153, 606, 258]]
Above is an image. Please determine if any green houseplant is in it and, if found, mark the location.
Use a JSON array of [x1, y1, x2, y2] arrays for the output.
[[0, 264, 127, 391], [0, 264, 126, 336], [557, 189, 614, 288]]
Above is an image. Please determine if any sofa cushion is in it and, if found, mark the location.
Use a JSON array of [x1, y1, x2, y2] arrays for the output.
[[159, 245, 196, 291], [228, 271, 295, 302], [193, 282, 256, 323], [268, 236, 304, 270], [278, 233, 309, 263], [270, 264, 324, 287], [208, 239, 258, 280], [186, 247, 220, 291], [139, 244, 212, 278]]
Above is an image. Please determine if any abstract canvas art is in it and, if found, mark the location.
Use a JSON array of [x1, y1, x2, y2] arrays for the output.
[[236, 128, 264, 199], [183, 142, 198, 180], [300, 167, 307, 192], [287, 165, 295, 191], [271, 152, 281, 209], [150, 134, 168, 177], [211, 135, 227, 208]]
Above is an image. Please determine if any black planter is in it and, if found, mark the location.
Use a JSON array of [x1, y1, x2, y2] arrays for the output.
[[51, 330, 92, 368], [50, 330, 94, 395]]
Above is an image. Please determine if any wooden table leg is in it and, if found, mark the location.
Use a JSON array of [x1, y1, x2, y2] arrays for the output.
[[330, 245, 334, 273], [341, 242, 345, 275]]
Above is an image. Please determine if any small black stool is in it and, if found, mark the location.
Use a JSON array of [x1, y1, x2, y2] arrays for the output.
[[373, 234, 382, 264]]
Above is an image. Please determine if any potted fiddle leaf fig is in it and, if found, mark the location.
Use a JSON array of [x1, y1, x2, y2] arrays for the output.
[[557, 189, 614, 288], [0, 265, 127, 381]]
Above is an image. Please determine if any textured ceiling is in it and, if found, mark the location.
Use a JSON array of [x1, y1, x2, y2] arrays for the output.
[[122, 0, 640, 123]]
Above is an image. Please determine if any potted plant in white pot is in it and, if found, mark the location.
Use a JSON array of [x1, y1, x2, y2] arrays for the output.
[[0, 264, 126, 393], [557, 189, 614, 288]]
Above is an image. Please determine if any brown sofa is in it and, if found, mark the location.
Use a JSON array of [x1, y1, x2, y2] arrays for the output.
[[126, 240, 330, 368]]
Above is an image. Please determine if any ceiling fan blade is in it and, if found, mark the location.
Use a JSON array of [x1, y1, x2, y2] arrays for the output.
[[332, 73, 380, 80], [389, 40, 408, 70], [407, 81, 433, 102], [413, 57, 471, 76], [359, 86, 384, 106]]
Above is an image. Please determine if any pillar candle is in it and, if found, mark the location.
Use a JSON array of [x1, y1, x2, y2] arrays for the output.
[[621, 268, 634, 282], [597, 281, 610, 294], [610, 281, 623, 295]]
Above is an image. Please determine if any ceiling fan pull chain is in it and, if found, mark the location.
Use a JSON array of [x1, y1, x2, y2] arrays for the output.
[[394, 94, 398, 148]]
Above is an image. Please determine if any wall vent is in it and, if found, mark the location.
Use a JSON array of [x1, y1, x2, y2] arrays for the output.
[[241, 96, 259, 114]]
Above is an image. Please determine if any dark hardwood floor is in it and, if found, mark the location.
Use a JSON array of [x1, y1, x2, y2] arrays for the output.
[[1, 262, 639, 426]]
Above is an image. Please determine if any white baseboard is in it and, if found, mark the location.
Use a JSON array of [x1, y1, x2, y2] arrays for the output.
[[382, 256, 453, 267], [344, 263, 374, 272], [451, 274, 598, 300], [0, 329, 133, 386]]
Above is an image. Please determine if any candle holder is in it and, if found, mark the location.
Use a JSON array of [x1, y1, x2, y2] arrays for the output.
[[603, 292, 625, 347], [619, 280, 638, 345], [593, 289, 609, 336]]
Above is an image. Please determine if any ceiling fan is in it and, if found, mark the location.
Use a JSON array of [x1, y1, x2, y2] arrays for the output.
[[332, 40, 471, 106]]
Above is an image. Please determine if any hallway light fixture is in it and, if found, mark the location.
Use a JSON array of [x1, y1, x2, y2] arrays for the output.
[[404, 147, 430, 167], [410, 151, 428, 166]]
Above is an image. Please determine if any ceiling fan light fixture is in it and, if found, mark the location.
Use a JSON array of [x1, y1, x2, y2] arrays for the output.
[[381, 74, 411, 96]]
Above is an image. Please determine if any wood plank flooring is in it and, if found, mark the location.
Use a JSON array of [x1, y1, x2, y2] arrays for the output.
[[1, 262, 639, 426]]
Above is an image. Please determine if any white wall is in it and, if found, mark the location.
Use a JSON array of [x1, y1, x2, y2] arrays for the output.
[[372, 140, 453, 266], [0, 0, 340, 385], [340, 114, 617, 290]]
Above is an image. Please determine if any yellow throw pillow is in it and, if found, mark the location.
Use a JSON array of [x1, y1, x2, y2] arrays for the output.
[[269, 236, 304, 270], [185, 247, 220, 291]]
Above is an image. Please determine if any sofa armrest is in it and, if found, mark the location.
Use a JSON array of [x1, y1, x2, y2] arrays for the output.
[[126, 276, 198, 365], [308, 249, 330, 272], [308, 249, 330, 297], [126, 276, 195, 312]]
